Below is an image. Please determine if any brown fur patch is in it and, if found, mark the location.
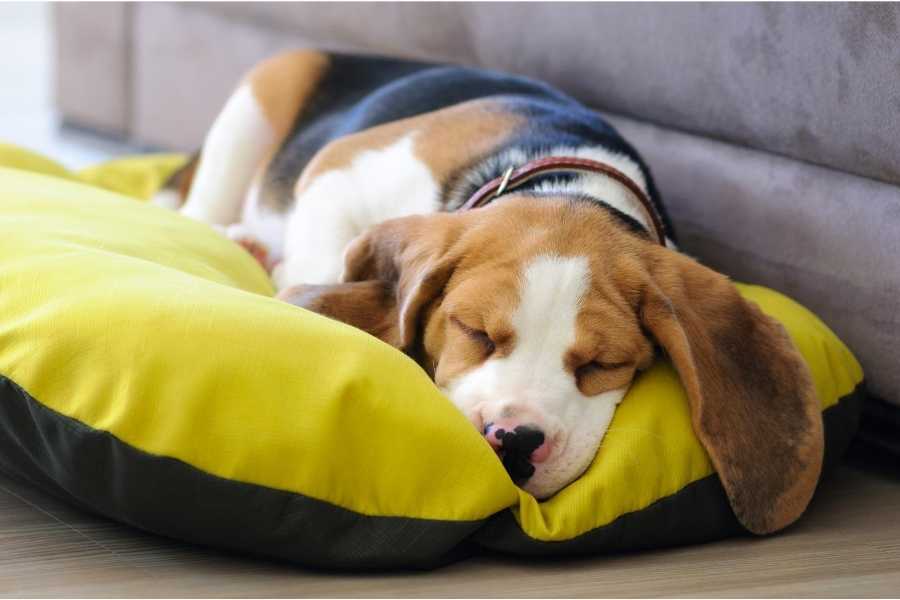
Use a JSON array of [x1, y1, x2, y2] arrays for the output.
[[246, 50, 330, 141], [278, 281, 400, 347], [294, 99, 523, 199], [243, 50, 331, 209]]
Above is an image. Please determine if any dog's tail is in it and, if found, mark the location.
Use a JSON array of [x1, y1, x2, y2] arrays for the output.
[[151, 151, 200, 210]]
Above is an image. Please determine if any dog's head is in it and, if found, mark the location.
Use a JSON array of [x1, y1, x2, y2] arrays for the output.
[[280, 196, 823, 534]]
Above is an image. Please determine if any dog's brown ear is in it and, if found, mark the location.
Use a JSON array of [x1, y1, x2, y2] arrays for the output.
[[641, 248, 824, 534], [341, 213, 462, 350], [277, 280, 402, 346], [280, 213, 462, 350]]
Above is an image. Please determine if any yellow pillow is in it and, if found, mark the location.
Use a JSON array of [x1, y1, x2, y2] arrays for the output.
[[0, 149, 864, 568], [0, 141, 186, 199]]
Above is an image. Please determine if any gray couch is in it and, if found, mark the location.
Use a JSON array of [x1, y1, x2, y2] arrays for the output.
[[55, 2, 899, 419]]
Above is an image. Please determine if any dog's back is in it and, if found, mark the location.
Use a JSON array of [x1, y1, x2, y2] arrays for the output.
[[164, 51, 671, 234]]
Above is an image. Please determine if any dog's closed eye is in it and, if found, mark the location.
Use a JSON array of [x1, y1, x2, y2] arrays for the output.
[[575, 360, 629, 377], [574, 359, 632, 395], [451, 316, 496, 356]]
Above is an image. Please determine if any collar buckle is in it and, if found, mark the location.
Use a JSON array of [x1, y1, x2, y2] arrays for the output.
[[493, 166, 515, 198]]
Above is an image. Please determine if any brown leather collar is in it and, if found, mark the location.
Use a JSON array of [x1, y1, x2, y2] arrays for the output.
[[458, 156, 666, 245]]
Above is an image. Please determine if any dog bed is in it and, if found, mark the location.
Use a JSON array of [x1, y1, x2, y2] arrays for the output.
[[0, 146, 864, 568]]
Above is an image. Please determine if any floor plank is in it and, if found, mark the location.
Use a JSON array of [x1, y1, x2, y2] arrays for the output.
[[1, 466, 898, 597]]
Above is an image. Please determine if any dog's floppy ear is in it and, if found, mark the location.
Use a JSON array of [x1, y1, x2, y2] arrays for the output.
[[278, 280, 402, 346], [640, 248, 824, 534], [280, 213, 462, 350]]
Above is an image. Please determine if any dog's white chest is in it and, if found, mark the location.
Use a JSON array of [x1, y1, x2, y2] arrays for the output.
[[273, 134, 441, 287]]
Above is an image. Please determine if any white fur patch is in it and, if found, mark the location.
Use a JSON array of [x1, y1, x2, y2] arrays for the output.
[[444, 254, 626, 498], [274, 134, 440, 288], [151, 189, 182, 210], [180, 86, 275, 225]]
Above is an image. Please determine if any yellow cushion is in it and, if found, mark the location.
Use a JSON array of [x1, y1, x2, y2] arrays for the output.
[[0, 149, 864, 568], [0, 141, 186, 200]]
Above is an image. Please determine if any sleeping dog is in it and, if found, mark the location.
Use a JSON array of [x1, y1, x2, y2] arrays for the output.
[[159, 50, 824, 534]]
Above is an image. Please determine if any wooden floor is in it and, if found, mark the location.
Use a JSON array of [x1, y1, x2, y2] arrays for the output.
[[1, 465, 898, 598]]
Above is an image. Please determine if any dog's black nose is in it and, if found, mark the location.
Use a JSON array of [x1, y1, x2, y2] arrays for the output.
[[491, 424, 545, 484]]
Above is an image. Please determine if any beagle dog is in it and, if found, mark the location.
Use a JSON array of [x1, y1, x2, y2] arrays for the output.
[[160, 50, 824, 534]]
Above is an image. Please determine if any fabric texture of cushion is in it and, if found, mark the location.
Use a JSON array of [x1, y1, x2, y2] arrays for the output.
[[0, 149, 865, 568]]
